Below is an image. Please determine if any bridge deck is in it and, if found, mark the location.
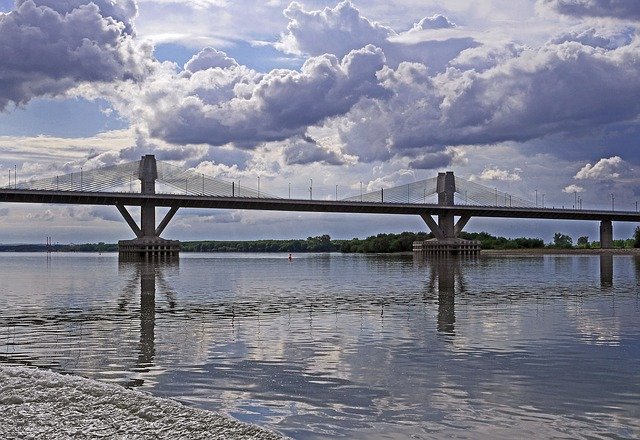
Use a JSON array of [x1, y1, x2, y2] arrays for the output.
[[1, 189, 639, 222]]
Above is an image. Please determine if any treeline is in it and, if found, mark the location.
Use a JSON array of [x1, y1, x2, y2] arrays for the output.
[[2, 228, 639, 253], [0, 242, 117, 252], [338, 232, 431, 253], [458, 232, 544, 249], [181, 234, 337, 252], [336, 231, 544, 253]]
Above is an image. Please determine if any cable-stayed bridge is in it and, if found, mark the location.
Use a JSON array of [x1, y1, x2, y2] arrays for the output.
[[1, 155, 638, 258]]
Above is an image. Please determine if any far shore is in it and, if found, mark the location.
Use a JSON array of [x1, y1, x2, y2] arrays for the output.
[[480, 248, 640, 256]]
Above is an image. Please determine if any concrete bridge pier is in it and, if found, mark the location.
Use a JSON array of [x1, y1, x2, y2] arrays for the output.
[[118, 155, 180, 261], [600, 220, 613, 249], [414, 171, 480, 256]]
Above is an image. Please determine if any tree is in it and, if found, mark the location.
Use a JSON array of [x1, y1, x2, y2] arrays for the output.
[[634, 226, 640, 248], [553, 232, 573, 248], [577, 236, 589, 248]]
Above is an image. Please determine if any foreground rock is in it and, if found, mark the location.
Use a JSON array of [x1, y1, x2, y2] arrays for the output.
[[0, 365, 283, 439]]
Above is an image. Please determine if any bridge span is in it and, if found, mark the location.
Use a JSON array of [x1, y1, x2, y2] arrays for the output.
[[1, 155, 638, 258]]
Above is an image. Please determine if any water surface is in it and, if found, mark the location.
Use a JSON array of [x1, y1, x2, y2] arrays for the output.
[[1, 252, 639, 438]]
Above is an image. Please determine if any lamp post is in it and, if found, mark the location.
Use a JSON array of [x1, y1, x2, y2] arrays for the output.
[[309, 178, 313, 200], [535, 189, 538, 207], [611, 193, 614, 211], [257, 176, 260, 197], [335, 184, 338, 201], [360, 181, 363, 202], [542, 193, 545, 208], [288, 182, 291, 199]]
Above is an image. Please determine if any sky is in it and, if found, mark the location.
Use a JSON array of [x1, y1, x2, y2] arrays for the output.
[[0, 0, 639, 244]]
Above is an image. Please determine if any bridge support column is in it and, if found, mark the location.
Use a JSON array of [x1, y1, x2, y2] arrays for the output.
[[118, 155, 181, 261], [414, 171, 480, 256], [600, 220, 613, 249]]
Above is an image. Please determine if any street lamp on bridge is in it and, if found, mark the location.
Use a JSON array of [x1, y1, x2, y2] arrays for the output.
[[611, 193, 615, 211]]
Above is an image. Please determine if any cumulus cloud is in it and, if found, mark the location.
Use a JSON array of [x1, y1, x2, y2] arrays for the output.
[[123, 44, 389, 147], [184, 47, 238, 72], [540, 0, 640, 20], [278, 1, 394, 58], [338, 35, 640, 160], [574, 156, 625, 179], [277, 1, 476, 72], [408, 15, 456, 32], [0, 0, 152, 110]]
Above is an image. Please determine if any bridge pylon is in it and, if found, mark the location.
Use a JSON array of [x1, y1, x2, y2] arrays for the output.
[[117, 155, 180, 261], [414, 171, 480, 256]]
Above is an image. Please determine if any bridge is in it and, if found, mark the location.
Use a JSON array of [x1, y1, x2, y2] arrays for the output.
[[1, 155, 638, 259]]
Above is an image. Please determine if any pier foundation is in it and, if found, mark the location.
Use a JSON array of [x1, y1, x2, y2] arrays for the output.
[[118, 237, 180, 262], [413, 238, 481, 256]]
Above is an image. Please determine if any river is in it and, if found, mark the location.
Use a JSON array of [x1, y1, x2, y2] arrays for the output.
[[1, 252, 639, 439]]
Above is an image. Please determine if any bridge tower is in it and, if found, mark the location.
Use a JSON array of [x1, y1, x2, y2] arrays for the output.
[[117, 155, 180, 261], [414, 171, 480, 256]]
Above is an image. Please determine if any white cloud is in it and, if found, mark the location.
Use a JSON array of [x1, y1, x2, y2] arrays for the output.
[[563, 184, 585, 193], [475, 167, 522, 181], [574, 156, 625, 180]]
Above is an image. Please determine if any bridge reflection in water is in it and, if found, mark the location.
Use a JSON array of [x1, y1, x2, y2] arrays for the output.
[[117, 261, 178, 387]]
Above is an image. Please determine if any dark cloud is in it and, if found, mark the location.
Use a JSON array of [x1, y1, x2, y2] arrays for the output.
[[408, 151, 456, 170], [118, 136, 207, 162], [66, 206, 121, 222], [339, 37, 640, 160], [283, 137, 345, 165], [0, 0, 151, 110], [541, 0, 640, 20]]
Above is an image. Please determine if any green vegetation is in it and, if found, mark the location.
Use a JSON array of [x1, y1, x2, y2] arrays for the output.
[[338, 232, 431, 253], [550, 232, 573, 248], [2, 228, 640, 253], [181, 234, 337, 253], [458, 232, 544, 250]]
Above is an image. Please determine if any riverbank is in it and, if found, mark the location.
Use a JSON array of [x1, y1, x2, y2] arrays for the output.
[[0, 365, 283, 439]]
